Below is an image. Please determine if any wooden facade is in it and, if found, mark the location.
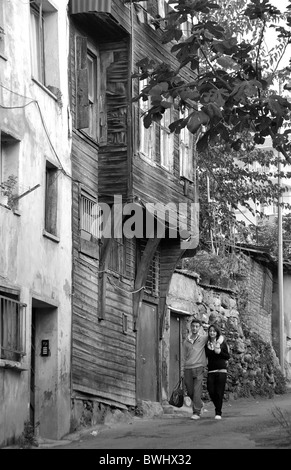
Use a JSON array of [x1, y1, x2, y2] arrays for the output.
[[69, 0, 199, 411]]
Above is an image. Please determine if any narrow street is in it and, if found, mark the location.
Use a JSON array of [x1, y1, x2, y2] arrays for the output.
[[46, 391, 291, 450]]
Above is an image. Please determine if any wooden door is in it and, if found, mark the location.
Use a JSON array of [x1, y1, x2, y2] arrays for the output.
[[136, 302, 158, 401], [169, 313, 181, 395]]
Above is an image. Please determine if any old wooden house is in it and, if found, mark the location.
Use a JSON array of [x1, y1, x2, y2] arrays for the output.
[[68, 0, 199, 420]]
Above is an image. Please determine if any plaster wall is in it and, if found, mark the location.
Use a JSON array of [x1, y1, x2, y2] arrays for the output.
[[0, 0, 71, 446]]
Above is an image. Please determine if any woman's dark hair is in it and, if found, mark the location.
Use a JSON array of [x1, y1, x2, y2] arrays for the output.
[[208, 323, 221, 339]]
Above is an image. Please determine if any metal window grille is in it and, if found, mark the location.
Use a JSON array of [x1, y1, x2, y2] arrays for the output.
[[0, 295, 26, 361], [140, 241, 160, 296], [80, 193, 100, 239]]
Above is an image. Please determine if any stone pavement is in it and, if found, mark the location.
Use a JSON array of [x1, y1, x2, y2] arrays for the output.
[[4, 389, 291, 450]]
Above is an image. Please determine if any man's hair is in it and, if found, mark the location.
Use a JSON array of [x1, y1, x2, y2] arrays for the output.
[[191, 318, 201, 326]]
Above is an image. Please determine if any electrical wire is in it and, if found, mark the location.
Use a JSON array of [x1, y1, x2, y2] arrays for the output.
[[107, 274, 145, 294]]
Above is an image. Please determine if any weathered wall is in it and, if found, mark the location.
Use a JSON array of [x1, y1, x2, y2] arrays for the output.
[[238, 258, 273, 344], [0, 0, 72, 447]]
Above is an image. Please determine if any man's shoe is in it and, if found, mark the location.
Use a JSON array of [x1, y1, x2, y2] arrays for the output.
[[215, 415, 222, 420], [191, 414, 200, 420]]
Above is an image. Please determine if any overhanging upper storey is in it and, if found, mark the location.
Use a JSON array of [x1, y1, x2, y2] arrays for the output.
[[70, 0, 111, 14]]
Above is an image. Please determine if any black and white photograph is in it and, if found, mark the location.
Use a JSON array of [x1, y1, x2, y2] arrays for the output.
[[1, 0, 291, 453]]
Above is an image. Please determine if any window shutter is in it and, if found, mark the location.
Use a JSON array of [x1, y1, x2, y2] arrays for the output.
[[76, 36, 89, 130]]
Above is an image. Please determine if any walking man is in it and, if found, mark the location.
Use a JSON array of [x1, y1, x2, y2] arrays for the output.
[[182, 318, 223, 420]]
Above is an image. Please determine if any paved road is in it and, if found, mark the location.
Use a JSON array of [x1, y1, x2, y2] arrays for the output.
[[51, 391, 291, 450]]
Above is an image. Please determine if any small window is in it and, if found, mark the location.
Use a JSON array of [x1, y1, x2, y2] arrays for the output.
[[0, 292, 26, 362], [139, 78, 156, 162], [80, 190, 100, 240], [160, 106, 174, 171], [44, 161, 58, 236]]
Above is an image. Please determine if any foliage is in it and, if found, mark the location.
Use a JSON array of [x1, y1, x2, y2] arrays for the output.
[[131, 0, 291, 251], [182, 249, 248, 285], [196, 145, 291, 251], [272, 405, 291, 438], [19, 420, 39, 449], [0, 175, 18, 209], [133, 0, 291, 159], [245, 213, 291, 260]]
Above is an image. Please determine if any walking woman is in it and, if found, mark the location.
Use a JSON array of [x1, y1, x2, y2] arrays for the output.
[[205, 324, 230, 420]]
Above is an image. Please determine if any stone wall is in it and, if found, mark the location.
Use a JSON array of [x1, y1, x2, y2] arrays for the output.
[[238, 258, 273, 344], [166, 267, 286, 400]]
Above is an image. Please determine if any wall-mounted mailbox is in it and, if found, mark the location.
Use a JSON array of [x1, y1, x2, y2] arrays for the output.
[[41, 340, 50, 357]]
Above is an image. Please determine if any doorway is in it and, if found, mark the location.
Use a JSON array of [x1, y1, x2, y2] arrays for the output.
[[136, 302, 158, 401], [30, 299, 58, 439], [169, 311, 182, 395]]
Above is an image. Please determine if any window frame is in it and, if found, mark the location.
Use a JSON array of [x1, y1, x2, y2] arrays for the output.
[[83, 47, 99, 141], [160, 105, 174, 172], [179, 108, 194, 181], [80, 189, 100, 241], [29, 0, 60, 90], [44, 160, 58, 237], [0, 131, 20, 209], [139, 78, 157, 163], [30, 3, 46, 84], [0, 291, 27, 363]]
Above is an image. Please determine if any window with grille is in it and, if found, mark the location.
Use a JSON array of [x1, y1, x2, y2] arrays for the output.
[[0, 293, 26, 362], [140, 240, 160, 297], [80, 191, 100, 240]]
